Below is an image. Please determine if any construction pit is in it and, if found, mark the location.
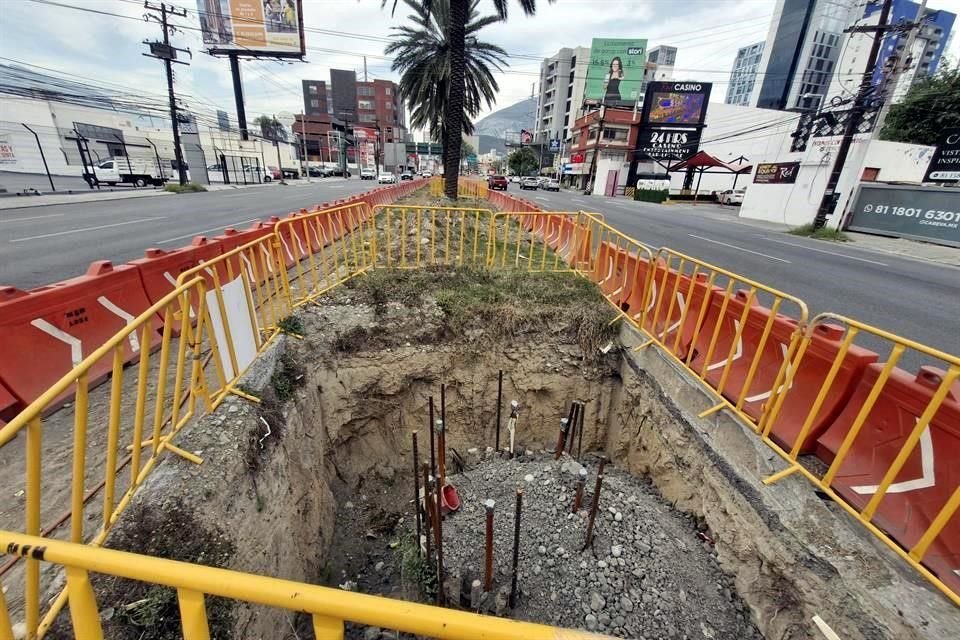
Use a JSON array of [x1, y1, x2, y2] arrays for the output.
[[33, 227, 959, 639]]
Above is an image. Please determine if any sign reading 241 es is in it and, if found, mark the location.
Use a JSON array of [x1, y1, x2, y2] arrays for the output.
[[923, 128, 960, 183]]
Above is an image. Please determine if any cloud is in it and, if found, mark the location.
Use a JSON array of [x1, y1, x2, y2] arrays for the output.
[[3, 0, 958, 133]]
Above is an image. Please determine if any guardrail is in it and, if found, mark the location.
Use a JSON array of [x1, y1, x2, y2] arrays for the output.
[[428, 176, 489, 199], [0, 531, 615, 640]]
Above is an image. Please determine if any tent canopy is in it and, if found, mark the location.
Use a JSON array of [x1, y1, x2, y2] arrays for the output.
[[668, 151, 753, 174]]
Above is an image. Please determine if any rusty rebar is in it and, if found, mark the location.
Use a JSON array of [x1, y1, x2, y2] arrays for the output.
[[412, 431, 422, 557], [433, 476, 445, 605], [509, 486, 523, 608], [576, 401, 586, 460], [572, 470, 586, 513], [421, 462, 432, 562], [437, 419, 447, 486], [428, 396, 436, 479], [554, 417, 569, 460], [566, 402, 580, 456], [484, 499, 495, 592], [495, 370, 503, 451], [582, 457, 607, 551]]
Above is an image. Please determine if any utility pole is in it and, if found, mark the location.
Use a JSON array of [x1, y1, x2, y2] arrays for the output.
[[364, 56, 368, 82], [230, 55, 249, 141], [813, 0, 893, 228], [873, 0, 928, 137], [143, 2, 190, 185], [585, 105, 606, 194]]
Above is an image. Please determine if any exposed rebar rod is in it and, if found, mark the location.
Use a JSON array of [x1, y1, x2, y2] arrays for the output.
[[554, 417, 569, 460], [429, 397, 436, 479], [582, 457, 607, 551], [509, 486, 523, 608], [433, 476, 445, 606], [566, 402, 580, 456], [484, 499, 495, 592], [576, 401, 586, 460], [412, 431, 422, 557], [507, 400, 519, 458], [495, 370, 503, 451], [572, 471, 586, 514], [421, 463, 432, 562], [437, 419, 447, 486]]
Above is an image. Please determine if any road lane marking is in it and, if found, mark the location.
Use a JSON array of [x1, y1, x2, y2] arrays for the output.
[[758, 236, 889, 266], [687, 234, 791, 263], [156, 218, 261, 244], [535, 196, 548, 201], [0, 213, 66, 223], [571, 198, 588, 204], [10, 217, 167, 242]]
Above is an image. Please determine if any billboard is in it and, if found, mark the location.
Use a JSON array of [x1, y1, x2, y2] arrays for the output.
[[584, 38, 648, 107], [849, 184, 960, 248], [634, 126, 701, 161], [197, 0, 305, 58], [923, 128, 960, 183], [753, 162, 800, 184], [641, 82, 712, 126]]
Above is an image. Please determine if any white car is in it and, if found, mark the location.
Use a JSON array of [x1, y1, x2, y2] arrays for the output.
[[520, 177, 540, 190], [718, 189, 745, 205], [543, 178, 560, 192], [360, 169, 377, 180], [421, 171, 433, 178], [378, 172, 397, 184], [509, 176, 521, 183]]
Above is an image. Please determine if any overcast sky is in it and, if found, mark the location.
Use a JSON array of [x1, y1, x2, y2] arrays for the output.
[[2, 0, 959, 131]]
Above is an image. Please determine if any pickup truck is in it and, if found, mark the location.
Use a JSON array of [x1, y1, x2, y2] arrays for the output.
[[88, 158, 171, 188]]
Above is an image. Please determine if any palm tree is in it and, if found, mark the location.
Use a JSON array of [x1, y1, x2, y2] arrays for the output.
[[385, 0, 551, 199], [386, 0, 507, 154]]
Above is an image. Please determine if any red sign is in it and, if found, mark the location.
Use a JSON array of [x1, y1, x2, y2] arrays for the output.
[[570, 152, 585, 163]]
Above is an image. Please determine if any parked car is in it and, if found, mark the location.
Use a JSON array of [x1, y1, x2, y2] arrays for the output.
[[718, 189, 745, 205], [543, 178, 560, 192], [378, 172, 397, 184], [487, 175, 508, 191], [520, 177, 540, 190], [509, 176, 522, 183], [322, 166, 351, 177], [421, 171, 433, 178], [400, 172, 414, 181], [89, 158, 167, 188], [361, 169, 377, 180], [307, 166, 324, 177], [265, 166, 283, 181]]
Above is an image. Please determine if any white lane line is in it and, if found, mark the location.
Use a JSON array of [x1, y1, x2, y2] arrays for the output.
[[687, 234, 791, 263], [571, 198, 588, 204], [156, 217, 261, 244], [758, 236, 889, 266], [535, 196, 549, 201], [10, 217, 167, 242], [0, 213, 66, 223]]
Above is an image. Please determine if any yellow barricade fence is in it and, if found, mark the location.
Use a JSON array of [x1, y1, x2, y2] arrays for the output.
[[427, 176, 489, 199], [372, 204, 496, 269], [0, 277, 217, 637], [487, 212, 595, 273], [758, 313, 960, 607], [0, 531, 615, 640]]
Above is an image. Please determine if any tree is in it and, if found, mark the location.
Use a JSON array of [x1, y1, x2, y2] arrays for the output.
[[490, 158, 504, 173], [460, 140, 476, 160], [507, 147, 538, 176], [386, 0, 551, 199], [386, 0, 505, 165], [254, 115, 288, 143], [880, 62, 960, 146]]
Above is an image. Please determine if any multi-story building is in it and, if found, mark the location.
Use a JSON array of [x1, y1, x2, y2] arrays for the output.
[[645, 45, 677, 84], [301, 80, 329, 117], [355, 79, 406, 143], [725, 41, 765, 106], [750, 0, 859, 111], [534, 46, 591, 146], [826, 0, 955, 107]]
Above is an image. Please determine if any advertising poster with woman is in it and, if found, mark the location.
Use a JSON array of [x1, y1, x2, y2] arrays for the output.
[[584, 38, 647, 107]]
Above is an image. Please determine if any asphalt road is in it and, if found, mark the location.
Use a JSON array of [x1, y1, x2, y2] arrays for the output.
[[524, 187, 959, 360], [0, 177, 376, 289]]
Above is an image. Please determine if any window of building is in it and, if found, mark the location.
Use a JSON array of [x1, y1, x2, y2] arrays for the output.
[[602, 128, 627, 142], [358, 86, 374, 97], [386, 101, 393, 109], [310, 99, 319, 108], [359, 113, 376, 123], [358, 100, 374, 110], [308, 85, 318, 94], [385, 87, 391, 95]]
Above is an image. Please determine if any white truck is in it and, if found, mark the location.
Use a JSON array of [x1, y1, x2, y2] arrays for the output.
[[87, 157, 173, 188]]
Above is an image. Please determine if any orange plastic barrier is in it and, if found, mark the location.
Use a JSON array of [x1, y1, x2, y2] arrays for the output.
[[816, 364, 960, 594], [643, 267, 716, 360], [129, 237, 223, 319], [0, 376, 20, 426], [0, 261, 159, 410], [764, 324, 878, 452]]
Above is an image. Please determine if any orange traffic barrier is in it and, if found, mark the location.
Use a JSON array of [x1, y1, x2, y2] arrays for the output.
[[129, 237, 223, 322], [815, 364, 960, 595], [760, 323, 878, 453], [0, 260, 159, 411], [642, 265, 716, 360], [0, 376, 19, 426]]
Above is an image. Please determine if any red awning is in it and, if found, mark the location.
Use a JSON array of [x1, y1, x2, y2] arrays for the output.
[[668, 151, 752, 173]]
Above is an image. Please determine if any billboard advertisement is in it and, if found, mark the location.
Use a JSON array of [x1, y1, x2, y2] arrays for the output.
[[584, 38, 648, 107], [197, 0, 305, 58], [753, 162, 800, 184], [641, 82, 712, 126], [923, 128, 960, 183], [634, 126, 701, 161], [849, 184, 960, 248]]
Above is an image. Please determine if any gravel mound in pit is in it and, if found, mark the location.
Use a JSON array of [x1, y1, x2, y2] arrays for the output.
[[439, 451, 763, 640]]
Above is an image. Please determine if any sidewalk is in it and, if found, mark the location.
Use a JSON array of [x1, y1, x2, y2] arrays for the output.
[[596, 194, 960, 268]]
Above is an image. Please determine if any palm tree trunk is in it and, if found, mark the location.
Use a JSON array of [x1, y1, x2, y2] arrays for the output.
[[444, 0, 468, 200]]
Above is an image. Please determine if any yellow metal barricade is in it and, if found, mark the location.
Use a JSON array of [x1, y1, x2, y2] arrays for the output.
[[487, 212, 593, 273], [373, 204, 496, 269], [758, 313, 960, 607], [0, 531, 615, 640], [0, 277, 218, 637]]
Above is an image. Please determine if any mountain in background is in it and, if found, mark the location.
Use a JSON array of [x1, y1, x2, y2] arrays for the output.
[[474, 96, 537, 141]]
